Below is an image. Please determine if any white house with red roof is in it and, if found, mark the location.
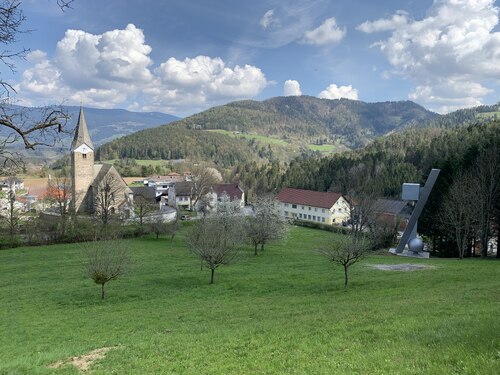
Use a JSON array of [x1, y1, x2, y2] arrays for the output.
[[211, 184, 245, 207], [276, 188, 350, 225]]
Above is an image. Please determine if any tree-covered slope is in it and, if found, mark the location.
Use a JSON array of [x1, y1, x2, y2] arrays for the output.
[[97, 97, 439, 165], [181, 96, 438, 147], [96, 126, 273, 168]]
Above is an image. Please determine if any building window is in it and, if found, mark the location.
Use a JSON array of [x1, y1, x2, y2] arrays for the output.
[[299, 213, 302, 218], [308, 215, 311, 220], [301, 206, 304, 209], [284, 203, 289, 207], [314, 207, 318, 212], [322, 217, 325, 223], [82, 154, 87, 159], [284, 211, 289, 217], [322, 208, 325, 213], [313, 216, 316, 221], [308, 207, 311, 211], [292, 204, 297, 209]]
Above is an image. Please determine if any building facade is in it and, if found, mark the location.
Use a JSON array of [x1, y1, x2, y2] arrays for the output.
[[276, 188, 350, 225]]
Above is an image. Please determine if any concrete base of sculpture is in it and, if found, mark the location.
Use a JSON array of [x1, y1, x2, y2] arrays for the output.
[[389, 247, 430, 259]]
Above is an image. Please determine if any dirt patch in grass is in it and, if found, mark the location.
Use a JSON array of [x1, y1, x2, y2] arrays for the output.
[[48, 346, 118, 372], [369, 264, 434, 271]]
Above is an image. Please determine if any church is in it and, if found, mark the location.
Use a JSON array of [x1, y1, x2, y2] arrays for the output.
[[70, 107, 134, 218]]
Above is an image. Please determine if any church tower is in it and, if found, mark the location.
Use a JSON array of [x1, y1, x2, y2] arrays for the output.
[[71, 107, 94, 213]]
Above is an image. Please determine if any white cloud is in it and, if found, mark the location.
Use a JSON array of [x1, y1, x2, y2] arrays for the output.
[[300, 17, 346, 46], [260, 9, 275, 29], [356, 11, 409, 33], [318, 84, 358, 100], [283, 80, 302, 96], [16, 24, 268, 115], [357, 0, 500, 112]]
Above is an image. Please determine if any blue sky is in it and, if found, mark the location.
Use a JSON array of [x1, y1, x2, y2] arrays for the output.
[[7, 0, 500, 116]]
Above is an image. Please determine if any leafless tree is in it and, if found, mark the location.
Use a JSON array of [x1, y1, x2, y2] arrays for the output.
[[187, 195, 244, 284], [134, 195, 156, 226], [85, 238, 129, 299], [147, 217, 178, 240], [191, 166, 223, 210], [0, 189, 21, 240], [246, 195, 288, 255], [45, 175, 72, 237], [474, 146, 500, 257], [94, 173, 123, 226], [317, 235, 370, 289], [0, 1, 74, 172], [439, 171, 479, 258]]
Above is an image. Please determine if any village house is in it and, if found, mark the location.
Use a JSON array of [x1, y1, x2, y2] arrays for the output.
[[276, 187, 350, 225], [169, 182, 246, 212], [207, 184, 245, 208], [0, 177, 24, 192], [168, 181, 193, 210], [372, 198, 412, 231]]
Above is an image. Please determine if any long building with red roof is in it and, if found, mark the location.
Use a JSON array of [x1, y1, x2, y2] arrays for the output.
[[276, 188, 351, 225]]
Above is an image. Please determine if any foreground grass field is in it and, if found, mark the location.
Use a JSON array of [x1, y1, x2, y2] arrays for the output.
[[0, 226, 498, 374]]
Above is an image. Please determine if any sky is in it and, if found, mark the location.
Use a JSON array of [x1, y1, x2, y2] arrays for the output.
[[6, 0, 500, 117]]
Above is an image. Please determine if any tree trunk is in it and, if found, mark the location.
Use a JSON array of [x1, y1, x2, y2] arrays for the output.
[[210, 268, 215, 284], [261, 243, 264, 252], [101, 283, 105, 299], [254, 243, 258, 256], [497, 230, 500, 258], [344, 266, 349, 289]]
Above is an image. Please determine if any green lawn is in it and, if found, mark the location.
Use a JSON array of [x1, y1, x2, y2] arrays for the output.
[[206, 129, 346, 156], [476, 112, 500, 119], [205, 129, 291, 146], [0, 226, 498, 374], [102, 159, 168, 167]]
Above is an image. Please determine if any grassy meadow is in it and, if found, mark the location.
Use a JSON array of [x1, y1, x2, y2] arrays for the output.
[[0, 226, 498, 374]]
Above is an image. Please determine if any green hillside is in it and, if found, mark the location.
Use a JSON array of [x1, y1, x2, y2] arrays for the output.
[[182, 96, 438, 147], [96, 97, 438, 165]]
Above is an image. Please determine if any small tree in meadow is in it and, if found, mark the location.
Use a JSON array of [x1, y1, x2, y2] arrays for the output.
[[247, 196, 288, 255], [187, 195, 244, 284], [318, 235, 370, 289], [85, 239, 130, 299]]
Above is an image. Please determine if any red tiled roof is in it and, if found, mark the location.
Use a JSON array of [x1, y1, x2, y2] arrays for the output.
[[212, 184, 243, 200], [276, 188, 342, 209]]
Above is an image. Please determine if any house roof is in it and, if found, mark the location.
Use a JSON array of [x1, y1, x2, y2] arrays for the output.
[[71, 107, 94, 150], [212, 184, 244, 200], [130, 186, 157, 200], [147, 173, 183, 183], [93, 164, 133, 195], [276, 188, 342, 209], [373, 199, 412, 217], [173, 181, 193, 196]]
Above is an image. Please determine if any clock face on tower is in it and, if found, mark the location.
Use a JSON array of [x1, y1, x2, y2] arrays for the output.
[[74, 144, 93, 153]]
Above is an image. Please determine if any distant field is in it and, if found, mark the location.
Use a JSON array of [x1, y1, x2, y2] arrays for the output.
[[206, 129, 344, 155], [476, 111, 500, 119], [206, 129, 291, 146], [102, 159, 168, 167], [0, 226, 498, 374]]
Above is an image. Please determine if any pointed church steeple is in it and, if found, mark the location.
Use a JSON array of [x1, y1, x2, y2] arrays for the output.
[[71, 106, 94, 150]]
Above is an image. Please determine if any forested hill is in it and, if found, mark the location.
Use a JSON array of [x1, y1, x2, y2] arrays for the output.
[[180, 96, 437, 147], [97, 97, 438, 165]]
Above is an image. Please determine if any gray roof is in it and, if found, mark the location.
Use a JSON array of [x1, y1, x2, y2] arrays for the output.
[[373, 199, 412, 217], [71, 107, 94, 150], [173, 181, 193, 196], [130, 186, 157, 200]]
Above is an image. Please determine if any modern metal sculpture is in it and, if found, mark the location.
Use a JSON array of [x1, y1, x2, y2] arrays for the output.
[[391, 168, 440, 257]]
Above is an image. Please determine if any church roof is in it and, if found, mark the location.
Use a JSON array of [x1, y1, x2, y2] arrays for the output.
[[71, 107, 94, 150]]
